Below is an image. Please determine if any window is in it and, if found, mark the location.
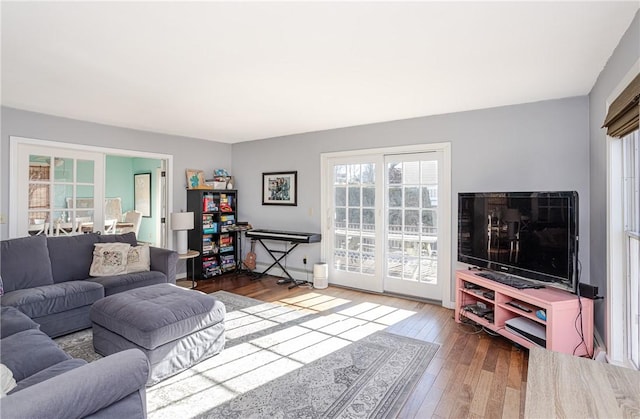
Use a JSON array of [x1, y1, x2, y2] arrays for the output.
[[604, 65, 639, 369], [623, 130, 639, 369]]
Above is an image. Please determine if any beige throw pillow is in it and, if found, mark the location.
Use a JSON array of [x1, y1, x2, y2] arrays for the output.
[[0, 363, 17, 397], [89, 243, 131, 277], [127, 244, 151, 273]]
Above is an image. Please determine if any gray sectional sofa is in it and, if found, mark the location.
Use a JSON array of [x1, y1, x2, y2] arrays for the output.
[[0, 232, 178, 337], [1, 305, 149, 418]]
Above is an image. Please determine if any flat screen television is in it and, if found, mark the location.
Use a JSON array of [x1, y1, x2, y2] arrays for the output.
[[458, 191, 579, 293]]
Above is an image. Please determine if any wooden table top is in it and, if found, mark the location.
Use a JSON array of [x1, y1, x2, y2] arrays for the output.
[[525, 346, 640, 418]]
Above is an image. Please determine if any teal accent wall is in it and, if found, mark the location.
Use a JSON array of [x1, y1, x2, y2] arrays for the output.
[[105, 155, 161, 244], [133, 158, 161, 244], [106, 156, 134, 211]]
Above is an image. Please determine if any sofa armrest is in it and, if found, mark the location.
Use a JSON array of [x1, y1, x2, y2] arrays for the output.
[[2, 349, 149, 419], [149, 246, 178, 284]]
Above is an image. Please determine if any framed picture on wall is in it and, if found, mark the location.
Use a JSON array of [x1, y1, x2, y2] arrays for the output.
[[134, 172, 152, 217], [262, 171, 297, 206]]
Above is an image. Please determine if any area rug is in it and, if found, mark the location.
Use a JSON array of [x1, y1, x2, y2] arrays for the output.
[[55, 291, 439, 418]]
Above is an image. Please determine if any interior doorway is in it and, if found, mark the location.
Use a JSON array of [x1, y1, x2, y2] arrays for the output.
[[105, 155, 163, 246]]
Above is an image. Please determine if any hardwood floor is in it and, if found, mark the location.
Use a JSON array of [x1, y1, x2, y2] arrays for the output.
[[190, 273, 529, 419]]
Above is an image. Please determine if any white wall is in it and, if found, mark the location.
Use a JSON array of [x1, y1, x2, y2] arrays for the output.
[[588, 11, 640, 335], [232, 96, 591, 303]]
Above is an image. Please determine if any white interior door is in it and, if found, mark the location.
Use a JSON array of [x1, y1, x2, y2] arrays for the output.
[[14, 144, 104, 237], [383, 152, 444, 300]]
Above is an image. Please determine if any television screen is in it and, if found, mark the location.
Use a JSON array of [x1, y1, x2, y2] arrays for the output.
[[458, 191, 579, 292]]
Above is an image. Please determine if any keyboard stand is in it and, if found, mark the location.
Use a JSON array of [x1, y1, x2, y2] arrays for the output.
[[253, 239, 310, 289]]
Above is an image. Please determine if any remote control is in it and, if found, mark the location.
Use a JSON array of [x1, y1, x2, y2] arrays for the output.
[[506, 301, 532, 312]]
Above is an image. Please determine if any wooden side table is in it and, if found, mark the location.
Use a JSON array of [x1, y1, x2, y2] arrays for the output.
[[178, 250, 199, 289]]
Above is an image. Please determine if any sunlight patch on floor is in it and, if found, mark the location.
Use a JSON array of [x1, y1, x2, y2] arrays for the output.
[[147, 294, 418, 418]]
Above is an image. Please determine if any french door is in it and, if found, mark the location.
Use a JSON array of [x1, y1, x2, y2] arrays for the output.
[[14, 144, 105, 237], [322, 144, 450, 302], [383, 152, 444, 299], [326, 155, 383, 292]]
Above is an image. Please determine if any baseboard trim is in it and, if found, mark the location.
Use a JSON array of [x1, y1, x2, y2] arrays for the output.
[[593, 328, 607, 362]]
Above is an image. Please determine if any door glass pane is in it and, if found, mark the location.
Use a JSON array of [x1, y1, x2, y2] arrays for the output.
[[28, 184, 49, 210], [29, 157, 51, 180], [405, 187, 419, 208], [334, 234, 346, 270], [27, 211, 50, 235], [333, 163, 376, 275], [335, 187, 346, 207], [363, 187, 375, 207], [335, 208, 346, 226], [386, 159, 438, 284], [53, 157, 74, 182], [334, 165, 347, 184], [388, 163, 402, 184], [54, 184, 73, 214], [77, 185, 94, 201], [348, 208, 361, 228], [361, 163, 375, 183], [348, 165, 361, 184], [77, 160, 94, 183], [388, 187, 402, 207], [348, 187, 360, 206]]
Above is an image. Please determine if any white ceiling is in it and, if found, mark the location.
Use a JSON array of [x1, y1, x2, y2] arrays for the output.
[[2, 1, 638, 144]]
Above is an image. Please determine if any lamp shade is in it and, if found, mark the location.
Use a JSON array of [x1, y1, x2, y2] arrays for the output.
[[171, 212, 194, 231]]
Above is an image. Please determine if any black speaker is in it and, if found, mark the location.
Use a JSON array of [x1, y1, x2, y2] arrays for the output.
[[578, 283, 599, 299]]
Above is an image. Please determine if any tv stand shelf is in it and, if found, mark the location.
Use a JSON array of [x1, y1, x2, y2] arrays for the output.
[[455, 270, 593, 356]]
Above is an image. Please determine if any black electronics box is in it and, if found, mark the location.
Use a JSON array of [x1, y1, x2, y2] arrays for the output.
[[578, 283, 599, 299]]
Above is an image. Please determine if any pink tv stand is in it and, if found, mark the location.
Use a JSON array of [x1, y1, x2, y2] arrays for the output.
[[455, 269, 593, 356]]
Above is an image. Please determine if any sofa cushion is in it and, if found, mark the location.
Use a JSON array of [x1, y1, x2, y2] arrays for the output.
[[89, 243, 131, 277], [0, 235, 53, 292], [126, 244, 150, 274], [0, 281, 104, 319], [9, 358, 87, 394], [47, 233, 100, 283], [88, 271, 168, 296], [98, 232, 138, 246], [0, 329, 71, 382], [1, 363, 17, 396], [0, 306, 40, 339]]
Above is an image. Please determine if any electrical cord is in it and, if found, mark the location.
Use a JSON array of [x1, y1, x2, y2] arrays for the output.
[[457, 314, 484, 335], [573, 260, 592, 357]]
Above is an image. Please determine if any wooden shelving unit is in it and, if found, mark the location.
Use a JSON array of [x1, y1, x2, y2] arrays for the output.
[[455, 269, 593, 356]]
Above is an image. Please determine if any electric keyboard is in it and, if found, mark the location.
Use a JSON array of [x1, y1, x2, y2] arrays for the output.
[[244, 229, 322, 288], [245, 229, 321, 243]]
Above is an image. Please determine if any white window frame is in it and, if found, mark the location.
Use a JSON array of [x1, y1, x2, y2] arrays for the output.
[[606, 58, 640, 368]]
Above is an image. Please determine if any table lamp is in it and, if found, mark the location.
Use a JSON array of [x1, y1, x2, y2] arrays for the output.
[[171, 211, 194, 255]]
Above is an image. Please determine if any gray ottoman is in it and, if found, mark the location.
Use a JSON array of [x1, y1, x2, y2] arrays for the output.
[[90, 284, 225, 386]]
